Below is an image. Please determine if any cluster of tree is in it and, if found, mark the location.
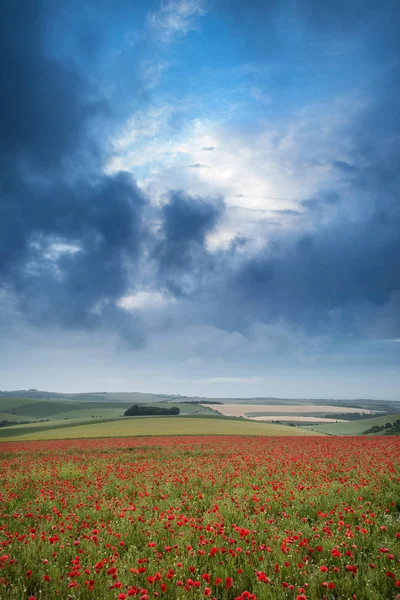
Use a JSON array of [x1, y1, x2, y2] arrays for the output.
[[124, 404, 180, 417], [0, 420, 31, 427], [326, 412, 373, 421], [186, 400, 223, 405], [363, 419, 400, 435]]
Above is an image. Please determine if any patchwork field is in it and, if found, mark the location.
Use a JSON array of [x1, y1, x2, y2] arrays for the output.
[[0, 436, 399, 600], [1, 393, 399, 441]]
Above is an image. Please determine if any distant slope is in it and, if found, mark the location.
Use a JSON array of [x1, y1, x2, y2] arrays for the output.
[[0, 397, 217, 422], [0, 412, 37, 423], [0, 416, 322, 441], [2, 390, 399, 412], [303, 413, 400, 435], [0, 397, 45, 411], [0, 399, 130, 418]]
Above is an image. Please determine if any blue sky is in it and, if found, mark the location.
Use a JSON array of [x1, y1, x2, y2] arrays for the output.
[[0, 0, 399, 398]]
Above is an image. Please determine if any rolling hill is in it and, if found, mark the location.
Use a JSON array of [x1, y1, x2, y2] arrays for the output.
[[303, 413, 400, 435], [0, 416, 322, 441]]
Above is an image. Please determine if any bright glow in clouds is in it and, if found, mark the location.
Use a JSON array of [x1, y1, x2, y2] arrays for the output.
[[107, 93, 364, 246], [117, 291, 176, 311]]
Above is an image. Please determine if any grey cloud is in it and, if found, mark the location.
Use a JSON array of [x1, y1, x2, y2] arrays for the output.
[[0, 1, 147, 335], [154, 191, 224, 296]]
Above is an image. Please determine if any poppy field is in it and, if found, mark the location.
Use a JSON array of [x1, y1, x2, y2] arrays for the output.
[[0, 436, 399, 600]]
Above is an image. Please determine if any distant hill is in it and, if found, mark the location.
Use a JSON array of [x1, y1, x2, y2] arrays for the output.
[[1, 390, 399, 438], [0, 389, 107, 401], [1, 389, 398, 409]]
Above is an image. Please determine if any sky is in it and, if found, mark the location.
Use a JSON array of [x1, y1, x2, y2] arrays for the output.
[[1, 0, 400, 399]]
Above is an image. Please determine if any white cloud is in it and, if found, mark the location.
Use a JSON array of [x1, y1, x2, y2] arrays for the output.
[[106, 90, 367, 248], [117, 291, 176, 311], [111, 105, 176, 151], [147, 0, 206, 44]]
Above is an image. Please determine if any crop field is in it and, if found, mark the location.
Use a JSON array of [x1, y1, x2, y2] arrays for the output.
[[204, 404, 373, 419], [0, 417, 321, 441], [251, 416, 347, 424], [0, 436, 399, 600]]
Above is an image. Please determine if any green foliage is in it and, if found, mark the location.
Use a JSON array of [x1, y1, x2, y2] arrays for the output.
[[124, 404, 180, 417], [322, 412, 372, 420], [363, 419, 400, 435]]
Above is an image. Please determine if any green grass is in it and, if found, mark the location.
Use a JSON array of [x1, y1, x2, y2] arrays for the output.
[[302, 413, 400, 435], [0, 412, 37, 423], [44, 407, 126, 420], [0, 416, 322, 441], [2, 393, 397, 438], [0, 414, 232, 440], [0, 397, 44, 411], [0, 417, 118, 439], [1, 400, 80, 417], [0, 399, 133, 418], [0, 397, 217, 422]]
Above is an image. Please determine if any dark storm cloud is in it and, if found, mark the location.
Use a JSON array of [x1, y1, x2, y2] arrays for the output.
[[225, 212, 400, 333], [0, 1, 146, 330], [209, 58, 400, 337], [154, 191, 224, 296], [7, 173, 146, 327], [0, 2, 104, 171]]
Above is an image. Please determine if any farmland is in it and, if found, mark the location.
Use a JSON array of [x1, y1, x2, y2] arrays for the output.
[[0, 417, 321, 441], [1, 392, 399, 443], [0, 435, 399, 600], [205, 404, 373, 417]]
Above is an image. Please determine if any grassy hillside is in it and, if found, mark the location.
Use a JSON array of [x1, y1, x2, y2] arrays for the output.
[[0, 397, 217, 423], [0, 412, 37, 423], [0, 397, 44, 411], [0, 412, 284, 439], [1, 393, 398, 438], [2, 390, 399, 410], [0, 416, 322, 441], [303, 413, 400, 435]]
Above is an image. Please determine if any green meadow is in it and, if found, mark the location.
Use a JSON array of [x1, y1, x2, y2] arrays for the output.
[[0, 416, 322, 441]]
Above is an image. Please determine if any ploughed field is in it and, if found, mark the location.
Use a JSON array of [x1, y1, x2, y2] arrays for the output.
[[0, 437, 399, 600]]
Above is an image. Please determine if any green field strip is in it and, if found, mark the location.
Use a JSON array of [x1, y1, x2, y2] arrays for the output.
[[0, 416, 322, 441]]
